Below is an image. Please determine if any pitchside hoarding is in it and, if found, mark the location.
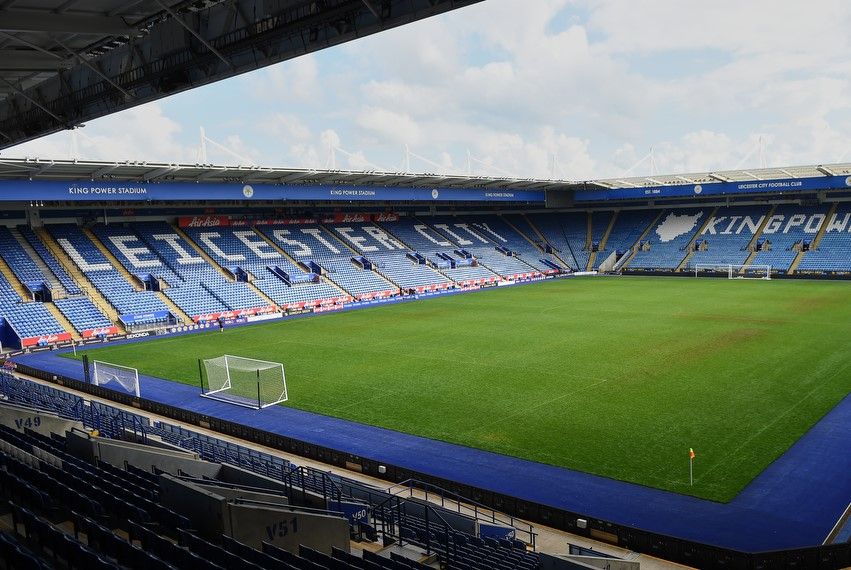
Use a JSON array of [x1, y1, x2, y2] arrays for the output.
[[0, 180, 545, 203]]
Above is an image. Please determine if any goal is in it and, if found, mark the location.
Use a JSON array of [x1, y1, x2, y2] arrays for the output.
[[91, 360, 140, 397], [200, 355, 288, 409], [694, 263, 772, 280]]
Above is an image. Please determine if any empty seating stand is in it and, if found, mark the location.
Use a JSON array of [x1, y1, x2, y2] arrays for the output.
[[689, 206, 770, 268], [47, 224, 172, 324], [752, 205, 830, 273], [597, 209, 662, 269], [792, 203, 850, 274], [525, 212, 588, 270], [18, 225, 82, 295], [0, 226, 51, 293], [628, 209, 710, 270], [54, 297, 112, 333]]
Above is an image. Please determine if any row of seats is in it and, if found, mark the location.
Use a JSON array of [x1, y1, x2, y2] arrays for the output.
[[47, 224, 172, 319], [625, 204, 850, 274], [595, 210, 660, 270], [379, 509, 536, 570], [372, 218, 536, 281], [0, 256, 67, 341], [8, 205, 849, 343], [54, 297, 112, 332], [0, 529, 53, 570], [463, 216, 563, 273], [526, 212, 588, 270], [0, 226, 49, 289], [799, 203, 851, 272], [152, 421, 295, 482], [628, 208, 708, 270], [0, 424, 187, 530], [0, 300, 65, 339], [7, 502, 118, 569], [0, 225, 110, 341], [18, 225, 82, 295], [687, 206, 768, 268], [0, 372, 541, 570], [255, 225, 402, 298]]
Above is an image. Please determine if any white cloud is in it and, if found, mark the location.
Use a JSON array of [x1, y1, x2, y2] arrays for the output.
[[6, 103, 194, 163], [254, 55, 319, 102], [356, 107, 422, 146], [261, 113, 313, 143]]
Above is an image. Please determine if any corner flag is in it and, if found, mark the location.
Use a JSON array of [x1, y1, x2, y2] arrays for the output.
[[689, 448, 695, 485]]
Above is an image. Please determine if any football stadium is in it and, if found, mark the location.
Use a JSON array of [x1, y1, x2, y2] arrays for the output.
[[0, 2, 849, 570]]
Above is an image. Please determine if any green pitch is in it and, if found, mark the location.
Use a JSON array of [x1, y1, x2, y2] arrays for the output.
[[67, 277, 851, 502]]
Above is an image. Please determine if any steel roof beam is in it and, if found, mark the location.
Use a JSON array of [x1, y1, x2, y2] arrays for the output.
[[0, 50, 72, 71], [361, 0, 380, 18], [0, 12, 134, 35], [154, 0, 233, 69]]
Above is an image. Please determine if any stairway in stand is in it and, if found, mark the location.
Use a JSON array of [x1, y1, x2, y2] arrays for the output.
[[45, 304, 82, 341], [588, 211, 618, 271], [676, 207, 719, 272], [740, 205, 777, 272], [788, 203, 837, 275], [34, 228, 123, 328], [0, 254, 30, 301], [82, 228, 144, 290], [9, 227, 67, 298]]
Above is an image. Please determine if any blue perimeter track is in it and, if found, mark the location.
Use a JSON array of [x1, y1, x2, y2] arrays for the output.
[[15, 347, 851, 554]]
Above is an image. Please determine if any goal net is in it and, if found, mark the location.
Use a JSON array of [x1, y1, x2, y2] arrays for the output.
[[694, 263, 772, 280], [92, 360, 140, 397], [200, 355, 287, 409]]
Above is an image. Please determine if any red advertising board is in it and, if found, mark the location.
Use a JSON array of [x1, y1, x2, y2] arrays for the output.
[[81, 326, 120, 338], [20, 332, 72, 347], [192, 305, 277, 323], [373, 213, 399, 222], [322, 212, 402, 224], [253, 218, 317, 226], [178, 213, 399, 228], [322, 213, 370, 224], [178, 215, 231, 228]]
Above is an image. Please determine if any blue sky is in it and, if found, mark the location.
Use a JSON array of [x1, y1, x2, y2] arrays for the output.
[[5, 0, 851, 180]]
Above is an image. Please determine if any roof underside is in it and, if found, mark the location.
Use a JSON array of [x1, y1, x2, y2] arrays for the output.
[[0, 0, 482, 150], [0, 157, 572, 190], [591, 164, 851, 189], [1, 157, 850, 195]]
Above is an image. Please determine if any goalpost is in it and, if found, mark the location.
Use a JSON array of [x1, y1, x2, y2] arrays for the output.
[[694, 263, 772, 280], [91, 360, 140, 397], [200, 355, 288, 409]]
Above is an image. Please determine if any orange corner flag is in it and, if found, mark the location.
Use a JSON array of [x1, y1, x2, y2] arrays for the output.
[[689, 448, 696, 459]]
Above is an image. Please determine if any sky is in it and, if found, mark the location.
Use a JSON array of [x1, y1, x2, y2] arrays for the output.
[[4, 0, 851, 181]]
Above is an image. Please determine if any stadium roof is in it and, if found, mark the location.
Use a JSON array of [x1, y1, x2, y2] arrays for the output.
[[0, 0, 482, 150], [2, 157, 851, 195], [0, 157, 573, 190], [590, 163, 851, 190]]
